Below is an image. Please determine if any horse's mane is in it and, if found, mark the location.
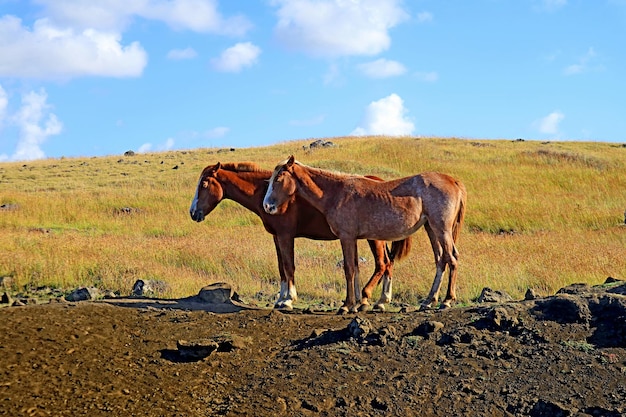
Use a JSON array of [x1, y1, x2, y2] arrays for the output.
[[293, 160, 368, 181], [220, 162, 265, 173]]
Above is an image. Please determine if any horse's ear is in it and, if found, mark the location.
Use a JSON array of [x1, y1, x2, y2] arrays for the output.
[[287, 155, 295, 167], [206, 162, 220, 177]]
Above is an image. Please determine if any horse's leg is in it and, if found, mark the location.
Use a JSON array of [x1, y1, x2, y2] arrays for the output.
[[273, 235, 297, 310], [422, 225, 458, 310], [441, 240, 459, 309], [339, 238, 358, 314], [421, 223, 445, 310], [374, 272, 392, 311], [358, 240, 387, 312]]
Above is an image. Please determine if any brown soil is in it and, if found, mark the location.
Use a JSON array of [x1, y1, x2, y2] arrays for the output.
[[1, 281, 625, 417]]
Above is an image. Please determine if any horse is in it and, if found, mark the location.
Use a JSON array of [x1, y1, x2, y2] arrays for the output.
[[189, 162, 411, 311], [263, 156, 466, 314]]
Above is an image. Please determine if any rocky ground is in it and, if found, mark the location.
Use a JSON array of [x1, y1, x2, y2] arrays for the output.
[[0, 280, 625, 417]]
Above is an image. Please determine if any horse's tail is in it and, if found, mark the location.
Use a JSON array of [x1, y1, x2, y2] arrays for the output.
[[387, 237, 412, 262], [452, 181, 467, 246]]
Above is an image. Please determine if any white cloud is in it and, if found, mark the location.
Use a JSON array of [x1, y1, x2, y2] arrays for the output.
[[211, 42, 261, 72], [563, 47, 600, 75], [2, 88, 63, 161], [416, 11, 433, 23], [272, 0, 409, 57], [358, 58, 406, 78], [351, 93, 415, 136], [33, 0, 252, 35], [138, 137, 175, 153], [0, 16, 147, 79], [414, 71, 439, 82], [205, 127, 230, 138], [534, 111, 565, 135], [167, 47, 197, 60]]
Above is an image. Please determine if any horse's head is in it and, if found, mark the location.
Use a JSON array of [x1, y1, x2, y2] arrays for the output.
[[263, 155, 297, 215], [189, 162, 224, 222]]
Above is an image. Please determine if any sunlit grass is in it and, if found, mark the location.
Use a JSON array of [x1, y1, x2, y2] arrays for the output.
[[1, 137, 624, 306]]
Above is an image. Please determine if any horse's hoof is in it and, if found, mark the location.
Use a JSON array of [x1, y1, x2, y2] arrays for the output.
[[439, 301, 453, 310], [336, 306, 350, 315], [274, 301, 293, 311], [419, 303, 434, 311], [357, 303, 371, 312], [373, 303, 386, 312]]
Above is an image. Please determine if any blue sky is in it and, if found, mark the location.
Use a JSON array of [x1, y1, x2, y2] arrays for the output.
[[0, 0, 625, 161]]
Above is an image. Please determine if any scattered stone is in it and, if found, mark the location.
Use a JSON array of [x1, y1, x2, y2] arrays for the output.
[[66, 287, 99, 302], [1, 292, 12, 304], [131, 279, 169, 297], [347, 317, 371, 339], [197, 282, 238, 304], [310, 139, 335, 148], [370, 325, 397, 346], [533, 294, 591, 325], [477, 287, 513, 304], [556, 283, 590, 295], [124, 150, 135, 156], [412, 321, 445, 338], [113, 207, 141, 215], [489, 306, 519, 329], [525, 288, 540, 300], [0, 203, 19, 211], [177, 335, 247, 360]]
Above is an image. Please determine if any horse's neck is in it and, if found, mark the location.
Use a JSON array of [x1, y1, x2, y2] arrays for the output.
[[293, 165, 339, 209], [220, 171, 268, 212]]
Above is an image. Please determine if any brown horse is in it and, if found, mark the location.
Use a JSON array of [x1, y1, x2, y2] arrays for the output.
[[189, 162, 411, 310], [263, 156, 466, 313]]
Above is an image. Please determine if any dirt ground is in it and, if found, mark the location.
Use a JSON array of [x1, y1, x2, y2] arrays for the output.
[[1, 280, 625, 417]]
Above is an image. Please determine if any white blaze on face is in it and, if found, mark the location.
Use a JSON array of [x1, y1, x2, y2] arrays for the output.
[[262, 169, 280, 214], [190, 177, 202, 214]]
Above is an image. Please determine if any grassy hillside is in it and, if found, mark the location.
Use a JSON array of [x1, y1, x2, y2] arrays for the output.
[[1, 136, 624, 307]]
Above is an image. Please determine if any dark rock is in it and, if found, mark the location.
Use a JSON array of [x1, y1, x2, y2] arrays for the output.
[[197, 282, 237, 304], [0, 203, 19, 211], [347, 317, 371, 339], [525, 288, 540, 300], [489, 306, 519, 330], [532, 295, 591, 324], [124, 150, 135, 156], [412, 320, 445, 338], [477, 287, 513, 303], [556, 283, 590, 295], [1, 292, 12, 304], [131, 279, 169, 297], [65, 287, 99, 302]]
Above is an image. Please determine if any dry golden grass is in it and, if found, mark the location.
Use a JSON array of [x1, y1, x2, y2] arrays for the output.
[[1, 137, 624, 306]]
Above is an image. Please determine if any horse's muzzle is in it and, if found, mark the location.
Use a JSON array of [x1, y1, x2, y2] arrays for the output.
[[263, 201, 277, 215], [190, 209, 205, 222]]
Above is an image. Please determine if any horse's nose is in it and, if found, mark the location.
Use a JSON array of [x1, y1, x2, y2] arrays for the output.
[[190, 208, 205, 222], [263, 201, 276, 214]]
